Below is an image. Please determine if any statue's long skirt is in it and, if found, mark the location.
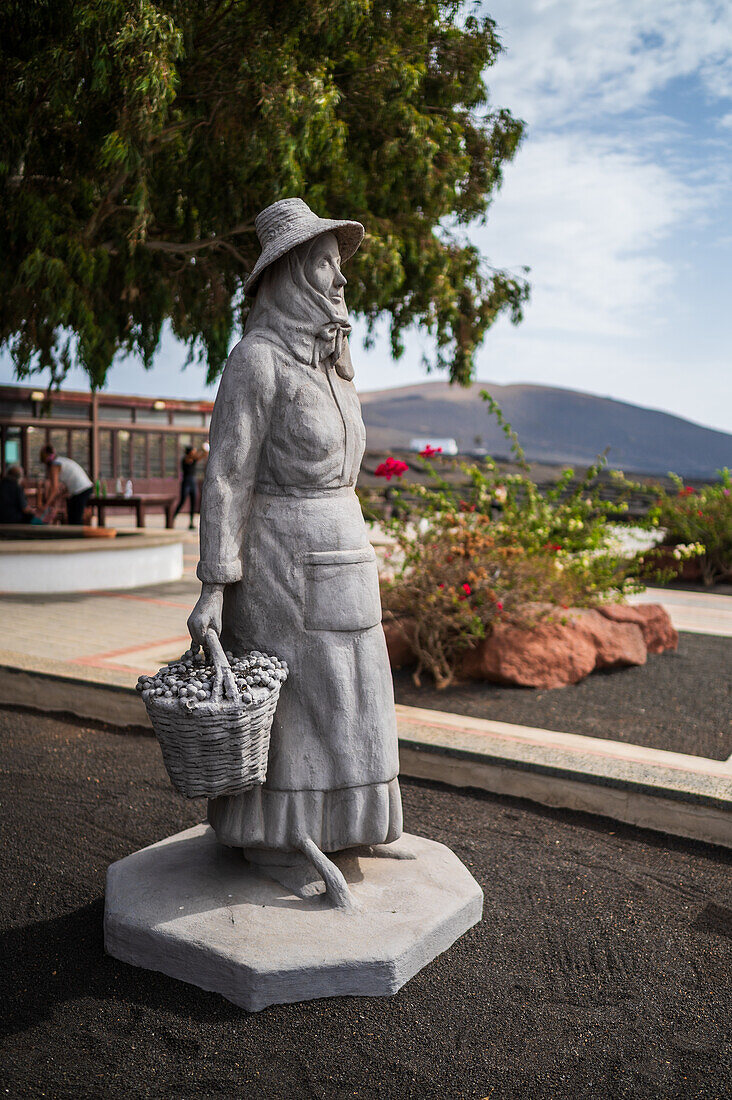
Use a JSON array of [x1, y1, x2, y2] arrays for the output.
[[208, 487, 402, 852]]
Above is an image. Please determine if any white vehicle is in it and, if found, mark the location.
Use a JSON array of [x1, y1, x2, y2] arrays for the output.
[[409, 436, 458, 456]]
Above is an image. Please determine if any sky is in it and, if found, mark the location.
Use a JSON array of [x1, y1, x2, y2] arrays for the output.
[[2, 0, 731, 432]]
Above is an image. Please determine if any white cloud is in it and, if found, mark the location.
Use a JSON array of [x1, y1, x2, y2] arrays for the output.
[[434, 0, 732, 433], [485, 0, 732, 125], [475, 133, 699, 336]]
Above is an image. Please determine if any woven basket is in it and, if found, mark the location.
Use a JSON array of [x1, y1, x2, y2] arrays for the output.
[[141, 631, 285, 799]]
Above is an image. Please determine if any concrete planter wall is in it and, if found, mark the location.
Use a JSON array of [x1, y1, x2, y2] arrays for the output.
[[0, 532, 184, 593]]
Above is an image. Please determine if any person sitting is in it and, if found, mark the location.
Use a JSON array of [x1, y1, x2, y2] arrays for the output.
[[39, 444, 93, 525], [0, 464, 40, 524]]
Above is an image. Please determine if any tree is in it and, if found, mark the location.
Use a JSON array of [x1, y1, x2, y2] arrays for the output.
[[0, 0, 528, 390]]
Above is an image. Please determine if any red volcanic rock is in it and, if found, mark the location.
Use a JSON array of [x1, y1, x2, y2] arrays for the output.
[[383, 603, 674, 689], [569, 608, 647, 670], [382, 618, 416, 669], [597, 603, 678, 654], [459, 608, 647, 689], [459, 618, 598, 690]]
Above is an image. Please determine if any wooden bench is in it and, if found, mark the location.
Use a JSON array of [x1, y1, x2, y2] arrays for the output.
[[91, 494, 178, 529]]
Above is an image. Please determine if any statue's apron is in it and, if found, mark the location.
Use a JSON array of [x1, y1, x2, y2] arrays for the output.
[[209, 486, 401, 851]]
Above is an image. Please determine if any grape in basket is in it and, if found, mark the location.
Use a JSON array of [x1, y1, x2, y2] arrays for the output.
[[137, 631, 288, 800]]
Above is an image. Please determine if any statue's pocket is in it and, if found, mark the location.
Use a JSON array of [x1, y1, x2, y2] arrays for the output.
[[303, 547, 382, 632]]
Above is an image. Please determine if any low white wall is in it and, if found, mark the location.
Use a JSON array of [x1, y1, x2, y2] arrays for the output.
[[1, 541, 183, 593]]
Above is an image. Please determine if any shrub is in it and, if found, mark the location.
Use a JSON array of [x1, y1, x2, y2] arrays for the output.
[[647, 470, 732, 586], [379, 391, 670, 688], [382, 512, 601, 688]]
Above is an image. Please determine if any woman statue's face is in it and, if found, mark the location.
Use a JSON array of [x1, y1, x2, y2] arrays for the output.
[[306, 232, 348, 319]]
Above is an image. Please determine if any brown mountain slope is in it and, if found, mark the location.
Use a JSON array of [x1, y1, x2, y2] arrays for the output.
[[358, 381, 732, 477]]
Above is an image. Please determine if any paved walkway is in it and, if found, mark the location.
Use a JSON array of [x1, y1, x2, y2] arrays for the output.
[[2, 535, 730, 685], [2, 533, 730, 846], [0, 523, 200, 686], [630, 586, 732, 638]]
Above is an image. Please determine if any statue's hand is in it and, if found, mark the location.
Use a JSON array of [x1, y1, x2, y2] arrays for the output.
[[187, 584, 224, 648]]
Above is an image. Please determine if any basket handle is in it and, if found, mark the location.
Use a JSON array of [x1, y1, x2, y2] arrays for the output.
[[204, 628, 241, 704]]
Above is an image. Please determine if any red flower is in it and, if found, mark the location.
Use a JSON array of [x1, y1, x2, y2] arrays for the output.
[[461, 583, 472, 595], [679, 486, 694, 496], [419, 444, 443, 458], [543, 542, 562, 552], [459, 500, 476, 512], [496, 601, 503, 611], [697, 509, 703, 516], [437, 583, 445, 589], [374, 456, 409, 481]]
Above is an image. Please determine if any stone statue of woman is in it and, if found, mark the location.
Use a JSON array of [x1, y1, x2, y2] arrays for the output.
[[187, 198, 403, 908]]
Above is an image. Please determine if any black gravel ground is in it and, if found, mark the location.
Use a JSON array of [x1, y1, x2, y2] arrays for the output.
[[394, 633, 732, 761], [1, 710, 731, 1099]]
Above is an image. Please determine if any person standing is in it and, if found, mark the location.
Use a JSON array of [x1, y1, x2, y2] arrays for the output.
[[40, 444, 93, 524], [173, 445, 204, 529]]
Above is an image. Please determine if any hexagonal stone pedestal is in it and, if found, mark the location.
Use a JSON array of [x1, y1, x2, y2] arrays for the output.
[[104, 824, 483, 1012]]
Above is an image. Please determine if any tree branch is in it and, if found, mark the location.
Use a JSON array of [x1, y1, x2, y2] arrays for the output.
[[141, 223, 256, 267], [8, 174, 73, 187], [83, 170, 129, 242]]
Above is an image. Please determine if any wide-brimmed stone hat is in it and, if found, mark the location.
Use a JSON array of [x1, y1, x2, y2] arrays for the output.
[[244, 198, 364, 295]]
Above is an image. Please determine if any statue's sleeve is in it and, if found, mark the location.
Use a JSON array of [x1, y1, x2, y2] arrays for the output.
[[196, 341, 276, 585]]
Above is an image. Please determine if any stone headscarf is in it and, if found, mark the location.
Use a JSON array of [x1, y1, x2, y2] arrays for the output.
[[244, 236, 354, 381]]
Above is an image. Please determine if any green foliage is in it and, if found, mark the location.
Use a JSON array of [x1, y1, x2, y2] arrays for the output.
[[0, 0, 528, 390], [647, 470, 732, 586], [380, 391, 660, 688]]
